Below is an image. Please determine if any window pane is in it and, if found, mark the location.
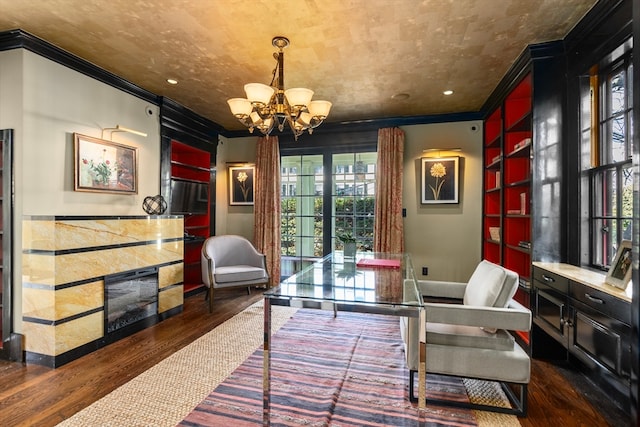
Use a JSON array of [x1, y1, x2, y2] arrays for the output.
[[608, 70, 625, 115], [628, 63, 634, 108], [621, 165, 633, 241], [603, 115, 626, 163], [592, 218, 613, 267], [579, 75, 592, 132], [593, 169, 615, 217], [580, 129, 591, 170]]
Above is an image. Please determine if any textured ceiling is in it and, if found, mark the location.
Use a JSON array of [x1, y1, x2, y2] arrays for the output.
[[0, 0, 598, 131]]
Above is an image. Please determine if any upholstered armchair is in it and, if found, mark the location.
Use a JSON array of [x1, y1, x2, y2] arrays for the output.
[[201, 235, 269, 312], [400, 260, 531, 416]]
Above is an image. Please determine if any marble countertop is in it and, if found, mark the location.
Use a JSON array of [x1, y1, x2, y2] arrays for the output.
[[533, 262, 632, 303]]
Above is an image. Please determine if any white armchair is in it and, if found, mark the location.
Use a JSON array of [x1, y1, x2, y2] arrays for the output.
[[400, 260, 531, 416], [201, 235, 269, 312]]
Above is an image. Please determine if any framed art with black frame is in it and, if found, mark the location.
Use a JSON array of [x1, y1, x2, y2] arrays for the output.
[[228, 165, 255, 206], [421, 156, 459, 204]]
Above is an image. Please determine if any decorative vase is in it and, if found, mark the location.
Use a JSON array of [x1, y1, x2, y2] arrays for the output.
[[344, 242, 356, 258]]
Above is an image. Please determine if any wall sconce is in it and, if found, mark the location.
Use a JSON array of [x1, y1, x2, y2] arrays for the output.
[[422, 148, 462, 158], [101, 125, 148, 140]]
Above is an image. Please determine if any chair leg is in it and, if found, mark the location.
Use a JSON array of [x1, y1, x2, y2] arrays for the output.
[[208, 286, 214, 313], [409, 370, 418, 402], [247, 286, 251, 295], [408, 370, 527, 417]]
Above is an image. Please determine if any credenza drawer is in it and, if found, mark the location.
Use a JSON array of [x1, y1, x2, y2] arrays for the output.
[[570, 281, 631, 325], [533, 267, 569, 293]]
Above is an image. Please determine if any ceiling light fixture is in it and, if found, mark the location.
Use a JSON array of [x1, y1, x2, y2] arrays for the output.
[[227, 36, 332, 141], [167, 79, 178, 85], [443, 90, 454, 96]]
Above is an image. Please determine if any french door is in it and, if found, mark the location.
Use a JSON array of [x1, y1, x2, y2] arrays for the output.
[[280, 150, 377, 277]]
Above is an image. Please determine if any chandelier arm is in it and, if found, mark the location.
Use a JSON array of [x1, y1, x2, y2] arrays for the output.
[[253, 105, 274, 121], [308, 116, 325, 129]]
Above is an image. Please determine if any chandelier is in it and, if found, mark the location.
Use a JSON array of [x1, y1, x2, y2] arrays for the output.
[[227, 37, 332, 140]]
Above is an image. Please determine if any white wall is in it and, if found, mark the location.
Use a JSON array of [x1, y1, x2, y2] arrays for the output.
[[0, 49, 161, 331], [402, 121, 484, 282], [216, 135, 258, 239]]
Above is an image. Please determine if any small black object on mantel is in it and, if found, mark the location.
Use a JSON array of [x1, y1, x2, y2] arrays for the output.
[[142, 195, 167, 215]]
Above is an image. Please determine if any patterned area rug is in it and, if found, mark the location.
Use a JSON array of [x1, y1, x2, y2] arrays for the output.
[[58, 302, 520, 427], [179, 309, 516, 426]]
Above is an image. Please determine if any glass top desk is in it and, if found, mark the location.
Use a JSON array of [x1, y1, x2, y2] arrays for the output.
[[262, 252, 426, 425]]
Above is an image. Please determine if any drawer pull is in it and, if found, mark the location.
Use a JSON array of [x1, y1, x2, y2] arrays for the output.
[[542, 274, 555, 283], [584, 293, 604, 304]]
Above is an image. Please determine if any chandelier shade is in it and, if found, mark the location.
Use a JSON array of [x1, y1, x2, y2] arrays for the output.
[[284, 88, 314, 107], [227, 36, 331, 140], [227, 98, 253, 117], [244, 83, 275, 105]]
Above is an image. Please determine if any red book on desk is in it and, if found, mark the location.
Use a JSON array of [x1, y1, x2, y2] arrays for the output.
[[356, 258, 401, 269]]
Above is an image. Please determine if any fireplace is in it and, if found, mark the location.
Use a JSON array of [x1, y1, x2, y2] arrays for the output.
[[104, 267, 159, 335]]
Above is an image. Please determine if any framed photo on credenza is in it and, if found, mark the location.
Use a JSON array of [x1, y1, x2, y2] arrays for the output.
[[605, 240, 632, 290]]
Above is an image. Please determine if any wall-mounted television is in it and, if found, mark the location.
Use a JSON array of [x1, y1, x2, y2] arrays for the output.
[[170, 178, 209, 215]]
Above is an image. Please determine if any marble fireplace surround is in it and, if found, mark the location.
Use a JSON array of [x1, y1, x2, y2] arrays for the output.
[[21, 215, 184, 367]]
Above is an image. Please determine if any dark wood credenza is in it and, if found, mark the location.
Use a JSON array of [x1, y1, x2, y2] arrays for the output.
[[531, 262, 632, 410]]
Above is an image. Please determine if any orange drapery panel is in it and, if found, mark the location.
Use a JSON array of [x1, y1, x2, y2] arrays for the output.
[[374, 127, 404, 253], [254, 135, 281, 286]]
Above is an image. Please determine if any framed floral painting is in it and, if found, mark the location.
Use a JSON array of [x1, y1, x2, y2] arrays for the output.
[[228, 165, 255, 205], [74, 133, 138, 194], [421, 157, 459, 204]]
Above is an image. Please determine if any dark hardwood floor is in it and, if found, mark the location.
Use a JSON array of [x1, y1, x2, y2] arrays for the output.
[[0, 289, 625, 426]]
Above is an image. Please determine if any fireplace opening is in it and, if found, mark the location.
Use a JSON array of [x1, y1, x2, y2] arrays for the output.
[[104, 267, 159, 335]]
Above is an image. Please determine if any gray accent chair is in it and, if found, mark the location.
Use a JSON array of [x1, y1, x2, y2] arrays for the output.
[[201, 235, 269, 312], [400, 260, 531, 416]]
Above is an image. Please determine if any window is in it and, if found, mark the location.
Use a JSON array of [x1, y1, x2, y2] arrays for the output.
[[580, 50, 634, 269], [280, 151, 377, 276]]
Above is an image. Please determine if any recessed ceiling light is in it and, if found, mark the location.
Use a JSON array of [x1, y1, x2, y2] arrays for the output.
[[391, 93, 410, 100], [167, 79, 178, 85], [443, 90, 454, 96]]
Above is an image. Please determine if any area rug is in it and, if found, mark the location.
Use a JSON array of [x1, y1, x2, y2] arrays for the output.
[[179, 309, 519, 426], [57, 302, 520, 427]]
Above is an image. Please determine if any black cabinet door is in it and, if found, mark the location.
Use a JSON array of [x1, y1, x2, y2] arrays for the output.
[[569, 285, 631, 380], [534, 286, 569, 345], [532, 267, 570, 346]]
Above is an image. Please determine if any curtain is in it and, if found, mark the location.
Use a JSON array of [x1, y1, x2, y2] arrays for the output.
[[374, 127, 405, 253], [254, 135, 281, 286]]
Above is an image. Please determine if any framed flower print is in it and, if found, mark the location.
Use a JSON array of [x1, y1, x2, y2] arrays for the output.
[[74, 133, 138, 194], [421, 157, 459, 204], [228, 165, 255, 205]]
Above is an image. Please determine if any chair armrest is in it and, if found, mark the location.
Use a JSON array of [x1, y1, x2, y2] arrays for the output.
[[201, 247, 215, 286], [418, 280, 467, 299], [425, 301, 531, 332]]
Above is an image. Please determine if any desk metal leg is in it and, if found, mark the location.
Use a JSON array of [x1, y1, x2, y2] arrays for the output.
[[263, 298, 271, 426], [418, 306, 426, 410]]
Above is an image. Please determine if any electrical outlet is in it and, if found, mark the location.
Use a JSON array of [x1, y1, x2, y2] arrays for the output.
[[422, 267, 428, 276]]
